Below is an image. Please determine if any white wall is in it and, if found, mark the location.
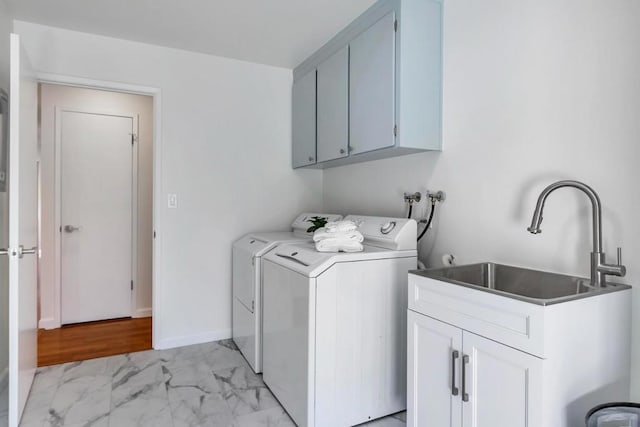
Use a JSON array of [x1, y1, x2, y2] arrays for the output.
[[0, 0, 11, 388], [14, 20, 323, 348], [0, 0, 10, 90], [38, 84, 154, 327], [324, 0, 640, 398]]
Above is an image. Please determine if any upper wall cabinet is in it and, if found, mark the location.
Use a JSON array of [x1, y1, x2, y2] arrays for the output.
[[292, 69, 317, 168], [317, 46, 349, 163], [350, 11, 396, 156], [292, 0, 443, 169]]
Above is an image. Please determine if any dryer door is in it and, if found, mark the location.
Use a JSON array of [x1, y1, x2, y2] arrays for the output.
[[233, 236, 268, 311]]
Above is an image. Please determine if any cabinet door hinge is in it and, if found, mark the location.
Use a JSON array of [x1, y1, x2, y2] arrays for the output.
[[393, 125, 398, 137], [394, 19, 398, 32], [131, 280, 134, 290]]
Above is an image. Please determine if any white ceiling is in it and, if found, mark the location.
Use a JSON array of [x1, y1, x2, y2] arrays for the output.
[[5, 0, 377, 69]]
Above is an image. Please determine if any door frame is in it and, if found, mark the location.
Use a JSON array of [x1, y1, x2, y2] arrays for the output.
[[54, 106, 139, 324], [36, 72, 162, 348]]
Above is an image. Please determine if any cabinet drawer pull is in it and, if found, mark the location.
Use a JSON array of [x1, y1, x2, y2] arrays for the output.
[[462, 354, 470, 402], [451, 350, 459, 396]]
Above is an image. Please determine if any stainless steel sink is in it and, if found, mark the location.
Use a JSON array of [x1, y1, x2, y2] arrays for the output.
[[413, 263, 631, 305]]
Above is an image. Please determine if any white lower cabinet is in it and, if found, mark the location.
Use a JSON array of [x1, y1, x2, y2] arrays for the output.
[[408, 272, 631, 427], [408, 311, 542, 427], [408, 311, 462, 427], [461, 330, 542, 427]]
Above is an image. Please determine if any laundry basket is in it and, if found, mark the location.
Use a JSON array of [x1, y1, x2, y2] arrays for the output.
[[586, 403, 640, 427]]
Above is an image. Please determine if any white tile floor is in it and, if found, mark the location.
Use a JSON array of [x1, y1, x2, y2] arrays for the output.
[[19, 339, 406, 427]]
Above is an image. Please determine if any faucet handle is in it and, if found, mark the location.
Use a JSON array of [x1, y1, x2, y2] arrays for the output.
[[617, 247, 623, 266]]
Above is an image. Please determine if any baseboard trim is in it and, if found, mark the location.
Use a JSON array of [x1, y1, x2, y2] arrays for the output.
[[133, 308, 152, 318], [154, 329, 231, 350], [0, 365, 8, 394], [38, 317, 60, 330]]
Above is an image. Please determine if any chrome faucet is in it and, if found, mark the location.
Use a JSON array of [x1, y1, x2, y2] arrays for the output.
[[527, 180, 626, 287]]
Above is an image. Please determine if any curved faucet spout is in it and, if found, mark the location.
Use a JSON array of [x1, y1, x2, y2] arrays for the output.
[[527, 180, 602, 253], [527, 180, 624, 287]]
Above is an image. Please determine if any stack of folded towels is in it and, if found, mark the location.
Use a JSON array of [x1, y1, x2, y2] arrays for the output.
[[312, 220, 364, 253]]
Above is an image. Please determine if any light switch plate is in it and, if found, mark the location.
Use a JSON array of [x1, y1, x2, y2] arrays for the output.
[[168, 194, 178, 209]]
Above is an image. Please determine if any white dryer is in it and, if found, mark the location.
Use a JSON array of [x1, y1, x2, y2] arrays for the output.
[[232, 212, 342, 373], [262, 215, 417, 427]]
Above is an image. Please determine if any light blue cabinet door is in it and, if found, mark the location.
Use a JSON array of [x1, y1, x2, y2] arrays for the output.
[[317, 46, 349, 163], [292, 69, 316, 168], [349, 11, 396, 156]]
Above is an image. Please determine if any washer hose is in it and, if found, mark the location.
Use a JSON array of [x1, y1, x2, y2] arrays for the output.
[[417, 200, 437, 241]]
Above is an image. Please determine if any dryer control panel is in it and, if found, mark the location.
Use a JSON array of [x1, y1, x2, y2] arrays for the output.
[[345, 215, 417, 251]]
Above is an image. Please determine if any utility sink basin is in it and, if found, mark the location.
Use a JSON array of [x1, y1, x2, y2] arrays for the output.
[[414, 262, 630, 305]]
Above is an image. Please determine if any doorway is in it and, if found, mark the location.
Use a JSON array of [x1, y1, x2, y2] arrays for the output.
[[37, 84, 154, 365]]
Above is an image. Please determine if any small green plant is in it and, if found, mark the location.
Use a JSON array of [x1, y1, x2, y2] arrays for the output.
[[306, 216, 328, 233]]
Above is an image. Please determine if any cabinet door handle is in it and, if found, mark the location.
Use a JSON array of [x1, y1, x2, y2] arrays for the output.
[[462, 354, 470, 402], [451, 350, 459, 396]]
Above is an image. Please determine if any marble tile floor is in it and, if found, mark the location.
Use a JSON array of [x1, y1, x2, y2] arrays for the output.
[[1, 383, 8, 427], [20, 339, 406, 427]]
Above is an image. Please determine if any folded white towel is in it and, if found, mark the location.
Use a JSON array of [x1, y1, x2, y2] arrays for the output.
[[312, 228, 364, 243], [315, 238, 364, 253], [325, 220, 358, 233]]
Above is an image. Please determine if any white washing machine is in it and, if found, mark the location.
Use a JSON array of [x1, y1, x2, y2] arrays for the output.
[[232, 212, 342, 373], [262, 215, 417, 427]]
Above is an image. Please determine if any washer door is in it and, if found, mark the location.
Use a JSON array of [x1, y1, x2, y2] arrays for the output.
[[233, 236, 267, 311]]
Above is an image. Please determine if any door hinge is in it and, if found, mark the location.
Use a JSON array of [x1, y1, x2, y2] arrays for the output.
[[393, 125, 398, 137], [130, 133, 138, 145], [394, 19, 398, 32], [131, 280, 134, 290], [153, 230, 156, 239]]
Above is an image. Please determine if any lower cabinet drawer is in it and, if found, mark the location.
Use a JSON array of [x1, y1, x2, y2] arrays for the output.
[[408, 273, 546, 358]]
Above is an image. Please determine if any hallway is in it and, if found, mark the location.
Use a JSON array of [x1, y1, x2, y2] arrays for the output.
[[38, 318, 152, 367]]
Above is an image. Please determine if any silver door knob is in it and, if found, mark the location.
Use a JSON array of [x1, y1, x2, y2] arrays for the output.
[[16, 245, 37, 258], [0, 246, 37, 258], [64, 225, 81, 233]]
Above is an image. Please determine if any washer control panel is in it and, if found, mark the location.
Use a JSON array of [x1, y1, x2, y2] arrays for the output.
[[345, 215, 417, 251], [380, 221, 396, 235]]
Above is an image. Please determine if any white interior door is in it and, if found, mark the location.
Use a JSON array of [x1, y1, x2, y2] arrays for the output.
[[59, 109, 135, 325], [8, 33, 38, 427]]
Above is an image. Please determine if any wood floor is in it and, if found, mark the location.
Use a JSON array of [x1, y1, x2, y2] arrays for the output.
[[37, 317, 152, 367]]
